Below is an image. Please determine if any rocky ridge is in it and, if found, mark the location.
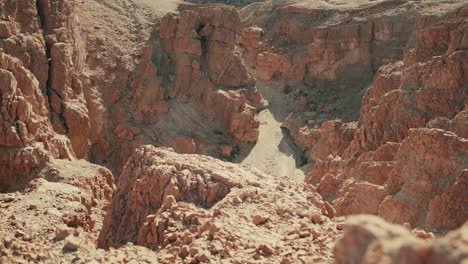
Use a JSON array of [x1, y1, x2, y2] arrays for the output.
[[0, 0, 467, 263]]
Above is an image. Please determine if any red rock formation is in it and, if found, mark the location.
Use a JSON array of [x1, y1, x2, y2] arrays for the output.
[[99, 145, 344, 263], [334, 215, 468, 264], [141, 4, 263, 147], [98, 145, 264, 248], [1, 0, 90, 159], [1, 0, 467, 262], [240, 0, 455, 84], [0, 0, 48, 89], [0, 53, 74, 191], [283, 118, 357, 162], [301, 9, 468, 230], [0, 159, 115, 262], [379, 128, 467, 230], [0, 1, 79, 190]]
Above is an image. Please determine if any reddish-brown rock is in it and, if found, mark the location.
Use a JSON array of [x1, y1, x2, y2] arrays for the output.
[[154, 4, 262, 144], [98, 145, 262, 248], [0, 158, 115, 263], [334, 215, 427, 264], [0, 53, 74, 191], [334, 215, 468, 264], [283, 118, 357, 162], [98, 145, 344, 263], [300, 9, 468, 231], [379, 128, 467, 229]]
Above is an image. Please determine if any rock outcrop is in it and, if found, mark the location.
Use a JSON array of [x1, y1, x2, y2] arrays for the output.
[[242, 0, 468, 155], [298, 7, 468, 231], [1, 0, 90, 159], [0, 52, 74, 192], [0, 159, 115, 263], [98, 145, 262, 248], [334, 215, 468, 264], [130, 3, 265, 160], [0, 0, 93, 191], [2, 0, 265, 177], [0, 0, 467, 263], [99, 145, 344, 263]]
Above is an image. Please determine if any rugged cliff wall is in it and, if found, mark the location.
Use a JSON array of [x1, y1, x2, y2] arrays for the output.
[[0, 0, 467, 263], [277, 5, 468, 231], [1, 0, 265, 177]]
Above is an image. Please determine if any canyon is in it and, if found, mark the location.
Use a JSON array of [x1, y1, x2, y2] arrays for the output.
[[0, 0, 467, 263]]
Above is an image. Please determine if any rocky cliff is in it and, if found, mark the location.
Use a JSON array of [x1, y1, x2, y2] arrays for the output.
[[0, 0, 466, 263], [297, 8, 468, 231]]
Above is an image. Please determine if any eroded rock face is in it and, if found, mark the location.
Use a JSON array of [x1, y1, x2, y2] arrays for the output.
[[98, 145, 263, 248], [0, 0, 90, 159], [1, 0, 467, 262], [0, 53, 74, 192], [334, 215, 468, 264], [283, 118, 357, 163], [131, 4, 263, 158], [242, 1, 468, 166], [241, 1, 466, 84], [379, 128, 467, 230], [0, 159, 115, 263], [1, 0, 263, 179], [98, 145, 348, 263], [301, 10, 468, 231]]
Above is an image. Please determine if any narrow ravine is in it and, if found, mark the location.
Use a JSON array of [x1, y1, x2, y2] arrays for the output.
[[235, 80, 306, 182]]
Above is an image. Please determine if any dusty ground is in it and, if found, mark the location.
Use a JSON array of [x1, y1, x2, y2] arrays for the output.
[[1, 0, 467, 263], [235, 80, 306, 182]]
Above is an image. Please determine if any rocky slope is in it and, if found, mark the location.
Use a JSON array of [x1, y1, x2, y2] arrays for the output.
[[98, 146, 341, 263], [1, 0, 264, 177], [0, 0, 467, 263], [288, 5, 468, 231]]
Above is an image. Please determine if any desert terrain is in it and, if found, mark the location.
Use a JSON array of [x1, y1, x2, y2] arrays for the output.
[[0, 0, 467, 263]]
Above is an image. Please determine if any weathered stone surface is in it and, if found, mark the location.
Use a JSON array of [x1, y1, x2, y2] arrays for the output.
[[98, 145, 345, 263], [334, 215, 427, 264], [379, 128, 467, 229], [297, 9, 468, 231], [0, 0, 467, 263], [98, 145, 263, 248], [335, 215, 468, 264], [0, 53, 75, 191], [0, 159, 116, 263]]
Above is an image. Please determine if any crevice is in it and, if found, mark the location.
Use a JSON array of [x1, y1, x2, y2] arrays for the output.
[[36, 0, 65, 135], [196, 23, 208, 54], [35, 0, 47, 34], [36, 0, 53, 97]]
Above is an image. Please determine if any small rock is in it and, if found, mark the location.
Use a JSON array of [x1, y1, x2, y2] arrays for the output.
[[146, 214, 156, 223], [182, 232, 193, 244], [179, 245, 189, 258], [258, 244, 274, 255], [321, 202, 336, 219], [299, 230, 311, 238], [166, 233, 178, 243], [196, 251, 210, 262], [253, 215, 269, 226], [189, 247, 199, 257], [310, 212, 323, 224], [55, 225, 72, 241], [15, 230, 26, 238], [232, 196, 242, 205], [162, 195, 177, 210], [64, 236, 81, 251]]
